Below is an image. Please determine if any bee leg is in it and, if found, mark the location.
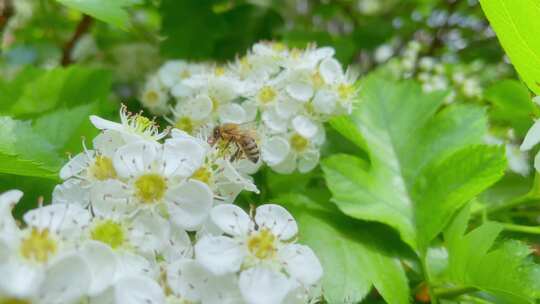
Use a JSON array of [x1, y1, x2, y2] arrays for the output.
[[230, 145, 242, 162], [220, 139, 233, 160]]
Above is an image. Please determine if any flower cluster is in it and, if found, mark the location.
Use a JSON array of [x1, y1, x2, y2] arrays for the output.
[[0, 107, 323, 304], [383, 41, 510, 104], [139, 41, 358, 174]]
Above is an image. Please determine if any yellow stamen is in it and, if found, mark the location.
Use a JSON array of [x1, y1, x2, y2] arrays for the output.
[[258, 86, 277, 104], [20, 228, 57, 263], [135, 174, 167, 204], [214, 66, 225, 76], [312, 71, 324, 88], [144, 90, 160, 105], [247, 229, 276, 260], [337, 83, 354, 99], [290, 133, 309, 152], [191, 166, 212, 184], [90, 220, 125, 249], [89, 156, 117, 181], [175, 117, 194, 134]]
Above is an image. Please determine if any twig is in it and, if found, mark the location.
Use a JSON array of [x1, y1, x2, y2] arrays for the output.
[[0, 0, 14, 33], [61, 14, 93, 66]]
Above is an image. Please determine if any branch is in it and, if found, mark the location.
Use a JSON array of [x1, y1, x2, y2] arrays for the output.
[[61, 14, 93, 66], [0, 0, 14, 33]]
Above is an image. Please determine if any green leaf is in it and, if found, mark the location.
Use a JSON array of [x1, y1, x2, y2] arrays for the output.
[[277, 193, 410, 304], [0, 103, 109, 180], [323, 75, 506, 252], [414, 145, 507, 249], [33, 103, 102, 155], [328, 116, 368, 151], [485, 79, 535, 137], [4, 66, 112, 117], [444, 206, 540, 303], [160, 0, 282, 60], [479, 0, 540, 95], [0, 116, 63, 179], [55, 0, 137, 29]]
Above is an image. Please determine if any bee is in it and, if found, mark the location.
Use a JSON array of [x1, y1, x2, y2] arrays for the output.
[[208, 123, 259, 163]]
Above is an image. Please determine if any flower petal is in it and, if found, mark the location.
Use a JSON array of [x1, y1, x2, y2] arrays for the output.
[[90, 115, 123, 133], [238, 266, 293, 304], [184, 95, 213, 120], [115, 250, 157, 280], [261, 136, 290, 166], [166, 180, 213, 231], [219, 103, 247, 124], [286, 82, 313, 102], [270, 152, 297, 174], [275, 98, 302, 119], [60, 151, 93, 180], [297, 150, 319, 173], [162, 137, 206, 178], [201, 273, 243, 304], [521, 120, 540, 151], [23, 204, 91, 239], [166, 259, 209, 301], [162, 227, 193, 263], [255, 204, 298, 241], [262, 108, 288, 133], [80, 241, 118, 295], [0, 190, 23, 238], [128, 211, 170, 254], [319, 57, 343, 84], [90, 180, 135, 217], [194, 235, 245, 275], [113, 142, 159, 178], [292, 116, 318, 139], [93, 130, 125, 157], [312, 90, 337, 115], [210, 204, 251, 237], [114, 275, 165, 304], [52, 179, 90, 208], [279, 244, 323, 286], [39, 254, 91, 304], [0, 258, 43, 298]]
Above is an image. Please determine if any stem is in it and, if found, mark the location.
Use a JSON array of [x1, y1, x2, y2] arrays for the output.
[[419, 256, 438, 304], [434, 286, 476, 299], [498, 222, 540, 235], [485, 195, 538, 215], [61, 14, 93, 66]]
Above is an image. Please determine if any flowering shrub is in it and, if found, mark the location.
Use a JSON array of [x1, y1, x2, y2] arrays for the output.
[[140, 42, 357, 174], [0, 104, 324, 303], [2, 1, 540, 304]]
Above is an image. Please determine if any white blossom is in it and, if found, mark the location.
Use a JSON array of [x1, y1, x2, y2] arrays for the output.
[[194, 204, 323, 304]]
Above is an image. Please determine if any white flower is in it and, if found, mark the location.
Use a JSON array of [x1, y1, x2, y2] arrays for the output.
[[264, 129, 324, 174], [90, 275, 165, 304], [170, 128, 259, 203], [170, 95, 214, 135], [54, 131, 123, 208], [141, 76, 170, 115], [158, 60, 194, 89], [194, 204, 323, 304], [90, 105, 169, 144], [0, 194, 91, 303], [92, 139, 213, 230]]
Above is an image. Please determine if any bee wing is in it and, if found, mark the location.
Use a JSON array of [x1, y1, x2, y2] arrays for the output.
[[237, 121, 259, 140]]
